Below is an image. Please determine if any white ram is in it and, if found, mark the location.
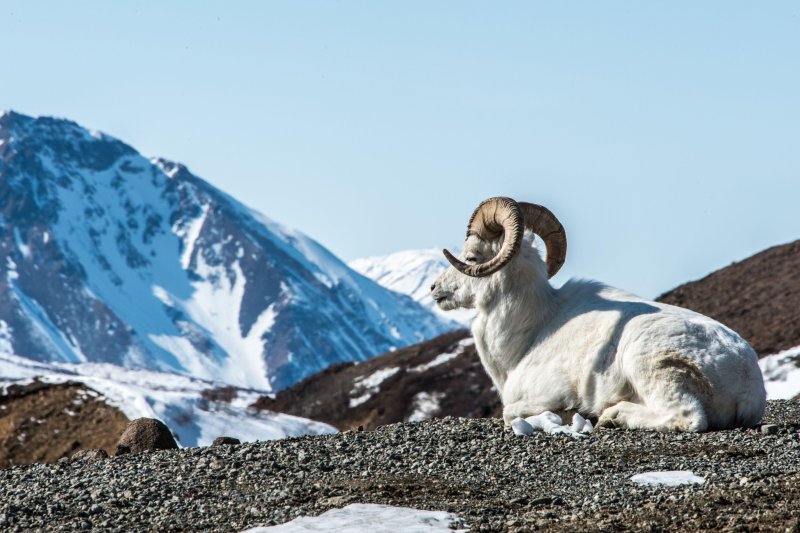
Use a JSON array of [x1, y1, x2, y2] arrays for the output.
[[430, 197, 766, 431]]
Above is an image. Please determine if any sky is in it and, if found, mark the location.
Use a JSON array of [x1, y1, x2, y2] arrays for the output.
[[1, 1, 798, 298]]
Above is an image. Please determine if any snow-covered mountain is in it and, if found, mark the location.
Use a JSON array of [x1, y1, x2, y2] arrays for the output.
[[349, 249, 474, 327], [0, 111, 452, 392]]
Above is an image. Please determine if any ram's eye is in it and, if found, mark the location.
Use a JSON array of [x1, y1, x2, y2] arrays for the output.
[[465, 256, 478, 263]]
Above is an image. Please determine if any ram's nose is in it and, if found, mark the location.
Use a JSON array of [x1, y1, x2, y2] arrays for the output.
[[430, 282, 436, 292]]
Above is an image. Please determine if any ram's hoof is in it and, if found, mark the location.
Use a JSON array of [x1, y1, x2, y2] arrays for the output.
[[596, 416, 620, 429]]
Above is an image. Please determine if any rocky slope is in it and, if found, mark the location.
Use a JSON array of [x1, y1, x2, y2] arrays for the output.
[[0, 381, 129, 468], [0, 401, 798, 531], [0, 111, 452, 392]]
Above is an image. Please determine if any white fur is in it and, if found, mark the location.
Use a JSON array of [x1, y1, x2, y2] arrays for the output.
[[431, 233, 766, 432]]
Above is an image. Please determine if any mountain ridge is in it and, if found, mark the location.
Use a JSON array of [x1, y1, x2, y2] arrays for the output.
[[0, 110, 453, 392], [349, 248, 474, 327]]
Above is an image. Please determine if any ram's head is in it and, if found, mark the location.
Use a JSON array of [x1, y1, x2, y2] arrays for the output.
[[430, 197, 567, 310]]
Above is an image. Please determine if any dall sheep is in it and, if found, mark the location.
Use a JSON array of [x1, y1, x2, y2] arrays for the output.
[[431, 197, 766, 431]]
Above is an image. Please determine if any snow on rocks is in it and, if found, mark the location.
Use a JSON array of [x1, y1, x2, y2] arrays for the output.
[[510, 411, 593, 439], [759, 345, 800, 399], [0, 351, 336, 447], [348, 367, 401, 408], [243, 503, 465, 532], [630, 471, 706, 487]]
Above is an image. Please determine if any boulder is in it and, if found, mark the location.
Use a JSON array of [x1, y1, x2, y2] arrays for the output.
[[211, 436, 241, 446], [115, 418, 178, 455]]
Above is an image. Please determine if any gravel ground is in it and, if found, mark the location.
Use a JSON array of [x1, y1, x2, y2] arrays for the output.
[[1, 401, 799, 532]]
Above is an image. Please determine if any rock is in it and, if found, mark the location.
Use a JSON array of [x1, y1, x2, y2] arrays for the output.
[[71, 449, 109, 461], [211, 436, 241, 446], [510, 417, 534, 436], [760, 424, 779, 435], [115, 418, 178, 455]]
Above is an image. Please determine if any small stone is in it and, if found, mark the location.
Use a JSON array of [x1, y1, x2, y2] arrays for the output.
[[71, 449, 109, 461], [510, 417, 534, 436], [760, 424, 779, 435], [321, 495, 352, 507], [115, 418, 178, 455], [212, 436, 241, 446]]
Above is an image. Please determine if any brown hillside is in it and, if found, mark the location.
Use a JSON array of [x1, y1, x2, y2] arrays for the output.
[[0, 380, 129, 468], [657, 239, 800, 356], [254, 329, 501, 430]]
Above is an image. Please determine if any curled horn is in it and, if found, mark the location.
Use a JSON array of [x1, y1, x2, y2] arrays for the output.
[[518, 202, 567, 279], [442, 197, 524, 278]]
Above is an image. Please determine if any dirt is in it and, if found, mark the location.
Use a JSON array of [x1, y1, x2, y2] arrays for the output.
[[0, 380, 129, 468]]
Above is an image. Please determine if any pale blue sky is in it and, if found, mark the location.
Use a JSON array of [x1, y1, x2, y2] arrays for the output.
[[2, 1, 799, 298]]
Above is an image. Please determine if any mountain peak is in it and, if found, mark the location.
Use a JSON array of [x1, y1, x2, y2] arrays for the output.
[[350, 248, 474, 327], [0, 113, 454, 392]]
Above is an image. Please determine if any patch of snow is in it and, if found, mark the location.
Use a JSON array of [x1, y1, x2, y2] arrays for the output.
[[407, 391, 445, 422], [348, 367, 401, 408], [354, 367, 400, 390], [313, 272, 334, 289], [243, 503, 465, 532], [510, 412, 592, 439], [759, 345, 800, 399], [0, 320, 13, 355], [151, 285, 175, 307], [410, 337, 474, 373], [348, 392, 372, 409], [630, 471, 705, 487], [13, 227, 30, 258], [174, 203, 209, 270], [163, 255, 273, 390], [7, 282, 86, 364]]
